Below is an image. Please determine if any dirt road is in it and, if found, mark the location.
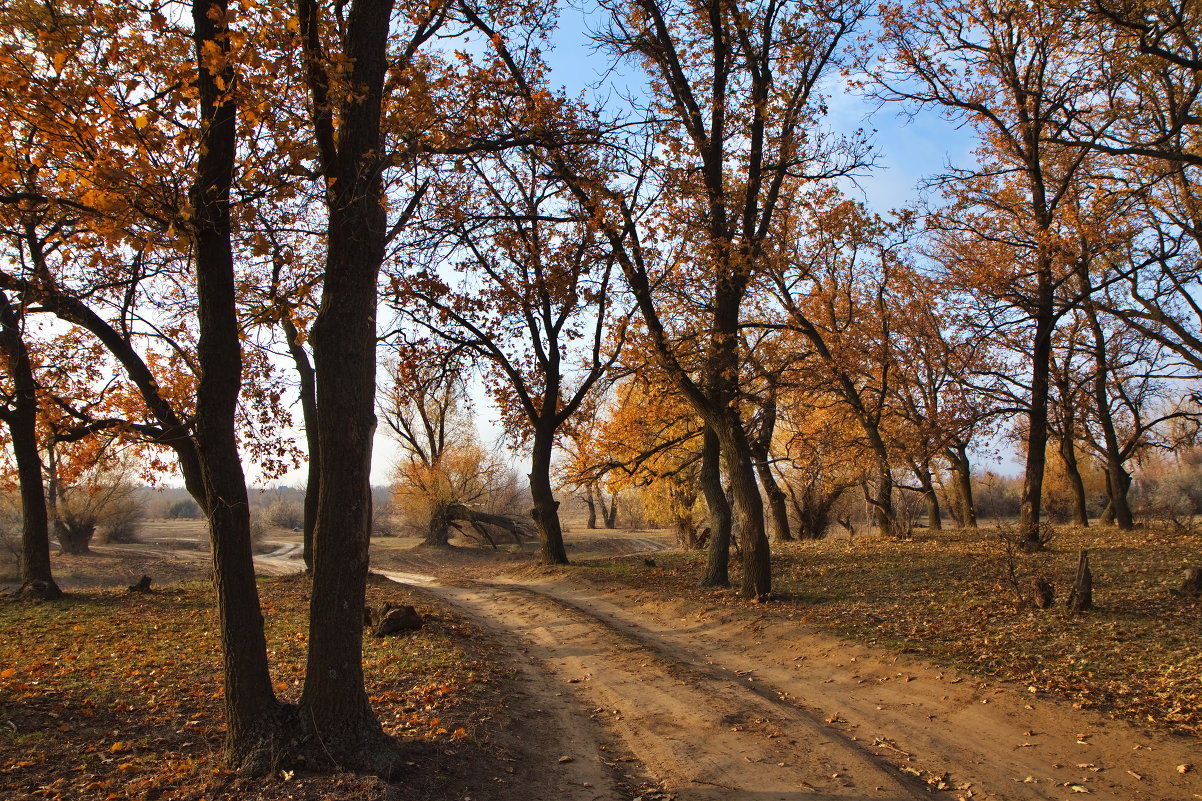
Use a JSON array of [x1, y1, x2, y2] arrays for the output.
[[27, 530, 1198, 800], [384, 570, 1202, 801]]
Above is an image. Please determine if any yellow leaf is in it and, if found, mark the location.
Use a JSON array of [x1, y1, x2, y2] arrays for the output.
[[134, 115, 149, 129]]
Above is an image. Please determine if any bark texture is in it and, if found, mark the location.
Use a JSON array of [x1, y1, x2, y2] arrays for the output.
[[0, 290, 62, 600], [299, 0, 401, 775], [190, 0, 287, 771]]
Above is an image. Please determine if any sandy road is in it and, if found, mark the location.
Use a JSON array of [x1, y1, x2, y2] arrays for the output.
[[71, 535, 1199, 800], [383, 571, 1202, 801]]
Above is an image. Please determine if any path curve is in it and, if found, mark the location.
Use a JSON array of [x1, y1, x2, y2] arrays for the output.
[[385, 570, 1202, 801]]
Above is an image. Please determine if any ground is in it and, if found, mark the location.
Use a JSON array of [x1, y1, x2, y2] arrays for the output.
[[1, 519, 1200, 800]]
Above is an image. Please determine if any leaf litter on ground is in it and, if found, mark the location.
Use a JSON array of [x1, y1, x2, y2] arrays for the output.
[[578, 522, 1202, 738], [0, 573, 506, 800]]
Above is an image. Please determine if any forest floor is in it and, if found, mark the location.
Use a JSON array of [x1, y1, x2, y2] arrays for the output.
[[0, 520, 1199, 800]]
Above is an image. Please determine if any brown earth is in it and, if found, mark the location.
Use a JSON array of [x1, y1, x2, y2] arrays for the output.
[[5, 523, 1200, 801]]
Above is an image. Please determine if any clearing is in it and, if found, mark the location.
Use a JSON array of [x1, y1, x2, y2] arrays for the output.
[[2, 521, 1200, 800]]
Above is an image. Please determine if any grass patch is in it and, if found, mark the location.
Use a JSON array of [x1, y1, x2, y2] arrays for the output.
[[0, 574, 499, 800], [580, 523, 1202, 737]]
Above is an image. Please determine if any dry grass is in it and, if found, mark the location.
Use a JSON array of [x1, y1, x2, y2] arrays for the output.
[[581, 523, 1202, 737]]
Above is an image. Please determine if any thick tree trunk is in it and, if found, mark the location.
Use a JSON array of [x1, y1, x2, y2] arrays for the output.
[[300, 0, 401, 774], [872, 463, 896, 536], [714, 413, 772, 599], [530, 427, 568, 564], [0, 291, 62, 600], [1020, 289, 1056, 545], [55, 520, 94, 555], [422, 503, 453, 547], [190, 0, 287, 772], [699, 428, 731, 587], [947, 443, 977, 529]]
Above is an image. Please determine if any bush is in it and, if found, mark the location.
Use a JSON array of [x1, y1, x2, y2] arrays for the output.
[[166, 499, 202, 519], [1133, 449, 1202, 527], [264, 498, 303, 530], [98, 494, 145, 543]]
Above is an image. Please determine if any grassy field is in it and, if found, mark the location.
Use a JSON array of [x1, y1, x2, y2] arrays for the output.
[[578, 523, 1202, 737]]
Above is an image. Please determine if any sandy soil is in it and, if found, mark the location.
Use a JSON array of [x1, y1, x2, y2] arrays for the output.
[[9, 524, 1200, 801], [371, 540, 1202, 801]]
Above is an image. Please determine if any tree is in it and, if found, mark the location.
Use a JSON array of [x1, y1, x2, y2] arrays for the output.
[[45, 450, 144, 553], [875, 0, 1102, 544], [566, 371, 708, 547], [380, 341, 532, 547], [397, 149, 627, 564], [0, 289, 59, 598], [774, 400, 867, 539], [762, 194, 912, 535], [0, 0, 292, 769], [473, 0, 872, 596]]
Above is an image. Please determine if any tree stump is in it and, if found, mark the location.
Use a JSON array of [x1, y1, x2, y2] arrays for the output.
[[365, 603, 423, 637], [1066, 550, 1093, 612], [1178, 567, 1202, 598], [1032, 577, 1055, 609], [127, 575, 152, 594]]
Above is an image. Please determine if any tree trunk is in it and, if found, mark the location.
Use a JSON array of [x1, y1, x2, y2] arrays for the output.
[[699, 428, 731, 587], [602, 491, 618, 529], [947, 443, 977, 529], [1020, 289, 1056, 546], [759, 462, 792, 542], [422, 502, 453, 547], [0, 292, 62, 600], [1057, 434, 1090, 527], [714, 412, 772, 598], [529, 426, 568, 564], [297, 0, 399, 775], [750, 389, 791, 542], [583, 485, 597, 529], [189, 0, 288, 772], [916, 460, 942, 531], [1082, 304, 1135, 530], [872, 464, 897, 536], [282, 316, 319, 571], [55, 519, 94, 555]]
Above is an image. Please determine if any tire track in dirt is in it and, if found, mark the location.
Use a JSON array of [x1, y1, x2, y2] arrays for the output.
[[396, 574, 925, 801], [504, 578, 1202, 801]]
